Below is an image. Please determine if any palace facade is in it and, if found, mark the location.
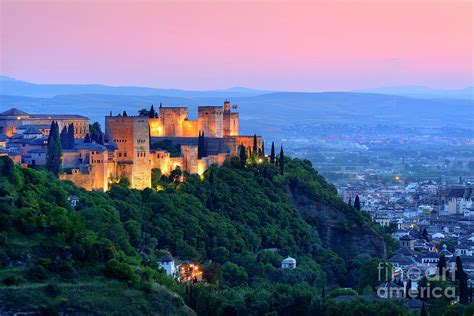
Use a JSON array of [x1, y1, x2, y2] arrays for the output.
[[0, 101, 263, 191]]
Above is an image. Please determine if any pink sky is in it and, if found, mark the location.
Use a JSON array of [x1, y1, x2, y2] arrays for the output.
[[1, 0, 473, 91]]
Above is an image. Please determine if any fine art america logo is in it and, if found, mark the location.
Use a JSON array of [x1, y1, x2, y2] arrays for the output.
[[377, 262, 456, 299]]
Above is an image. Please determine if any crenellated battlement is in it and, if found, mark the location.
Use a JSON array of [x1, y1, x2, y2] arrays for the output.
[[150, 101, 238, 138]]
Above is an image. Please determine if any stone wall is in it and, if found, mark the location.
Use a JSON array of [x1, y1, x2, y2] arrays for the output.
[[198, 106, 223, 137], [60, 170, 94, 191]]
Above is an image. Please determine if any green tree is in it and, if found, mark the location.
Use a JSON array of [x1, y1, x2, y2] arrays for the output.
[[84, 133, 91, 143], [169, 166, 182, 183], [437, 254, 446, 277], [456, 256, 469, 304], [67, 123, 75, 149], [253, 134, 258, 155], [151, 168, 162, 188], [149, 104, 156, 118], [60, 126, 68, 149], [358, 258, 391, 291], [279, 145, 284, 175], [138, 108, 149, 116], [89, 122, 103, 144], [354, 195, 361, 211], [422, 228, 429, 241], [420, 302, 427, 316], [239, 145, 247, 168], [46, 121, 62, 176], [222, 262, 248, 287], [270, 141, 275, 164]]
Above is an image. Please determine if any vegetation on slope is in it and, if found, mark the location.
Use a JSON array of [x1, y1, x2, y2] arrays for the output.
[[0, 155, 408, 314]]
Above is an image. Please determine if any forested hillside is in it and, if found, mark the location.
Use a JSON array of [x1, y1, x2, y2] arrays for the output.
[[0, 155, 406, 315]]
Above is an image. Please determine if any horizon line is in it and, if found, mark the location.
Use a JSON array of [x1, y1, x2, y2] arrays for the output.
[[1, 75, 473, 94]]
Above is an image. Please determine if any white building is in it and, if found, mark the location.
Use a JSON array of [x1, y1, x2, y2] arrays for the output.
[[281, 256, 296, 269], [159, 255, 176, 276]]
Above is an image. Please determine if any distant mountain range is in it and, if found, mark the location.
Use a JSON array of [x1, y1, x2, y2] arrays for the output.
[[1, 76, 472, 100], [0, 76, 472, 137], [358, 85, 474, 100], [0, 76, 272, 98]]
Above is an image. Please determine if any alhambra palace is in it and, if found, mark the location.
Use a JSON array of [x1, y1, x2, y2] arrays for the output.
[[0, 102, 263, 191]]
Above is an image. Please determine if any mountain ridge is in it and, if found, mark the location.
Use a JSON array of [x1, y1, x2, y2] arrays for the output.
[[1, 76, 472, 100]]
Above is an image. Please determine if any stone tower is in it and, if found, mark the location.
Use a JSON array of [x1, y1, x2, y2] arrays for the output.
[[198, 106, 223, 137], [222, 101, 239, 136], [105, 115, 151, 189]]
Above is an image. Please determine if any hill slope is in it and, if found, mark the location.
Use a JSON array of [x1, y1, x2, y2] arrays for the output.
[[0, 156, 401, 314]]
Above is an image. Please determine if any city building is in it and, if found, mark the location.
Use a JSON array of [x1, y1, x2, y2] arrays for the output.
[[159, 255, 176, 277], [281, 256, 297, 269]]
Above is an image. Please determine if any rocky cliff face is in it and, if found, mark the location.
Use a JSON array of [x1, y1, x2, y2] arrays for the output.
[[288, 189, 387, 260]]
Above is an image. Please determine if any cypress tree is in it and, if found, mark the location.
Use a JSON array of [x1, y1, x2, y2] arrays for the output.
[[354, 195, 361, 211], [149, 104, 156, 118], [67, 123, 75, 149], [261, 141, 265, 158], [420, 302, 427, 316], [60, 126, 68, 148], [46, 121, 62, 176], [239, 145, 247, 168], [253, 134, 258, 155], [123, 111, 128, 117], [270, 141, 275, 164], [279, 145, 284, 175], [422, 228, 429, 241], [437, 255, 446, 277], [348, 197, 352, 206], [456, 256, 469, 304]]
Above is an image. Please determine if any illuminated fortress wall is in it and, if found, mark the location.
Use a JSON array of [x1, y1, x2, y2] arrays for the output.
[[149, 102, 238, 138]]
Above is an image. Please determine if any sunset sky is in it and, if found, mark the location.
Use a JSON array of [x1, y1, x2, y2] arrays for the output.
[[1, 0, 473, 91]]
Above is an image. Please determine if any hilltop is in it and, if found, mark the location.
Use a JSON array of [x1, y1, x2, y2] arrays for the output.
[[0, 155, 406, 314]]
